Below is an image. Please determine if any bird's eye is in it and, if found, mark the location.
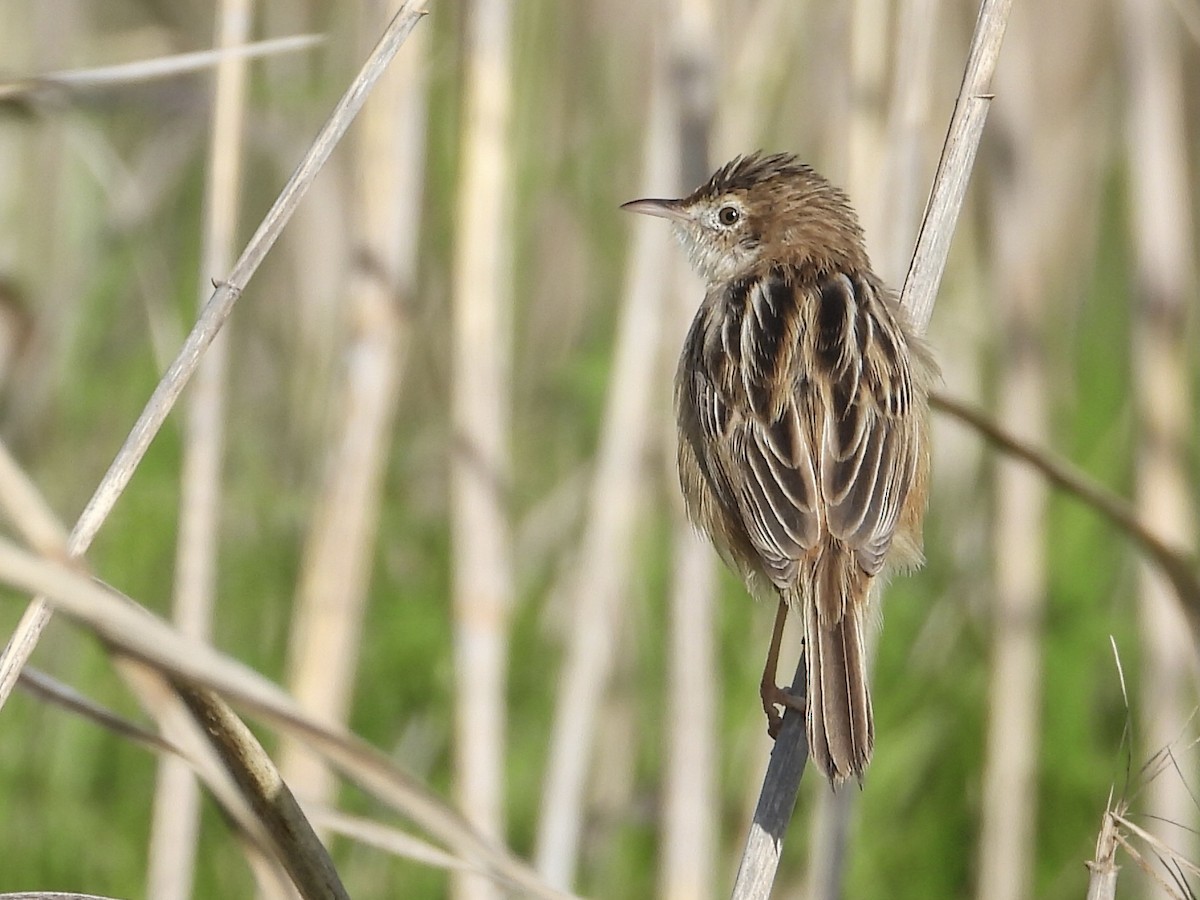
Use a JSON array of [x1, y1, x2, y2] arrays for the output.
[[717, 205, 740, 226]]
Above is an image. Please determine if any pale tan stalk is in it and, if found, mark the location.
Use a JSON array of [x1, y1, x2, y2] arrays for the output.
[[279, 0, 427, 823], [660, 2, 718, 898], [450, 2, 516, 898], [148, 4, 252, 897], [534, 50, 674, 890], [976, 11, 1046, 900], [1121, 0, 1200, 885]]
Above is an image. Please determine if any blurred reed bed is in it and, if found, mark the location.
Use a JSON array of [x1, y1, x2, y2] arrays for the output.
[[0, 1, 1196, 898]]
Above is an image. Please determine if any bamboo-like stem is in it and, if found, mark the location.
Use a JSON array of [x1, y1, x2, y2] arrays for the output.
[[732, 1, 1015, 894], [148, 4, 252, 897], [976, 15, 1047, 898], [533, 45, 674, 891], [1086, 802, 1123, 900], [449, 1, 516, 898], [279, 0, 426, 824], [660, 2, 718, 897], [0, 0, 427, 714], [1120, 0, 1199, 884]]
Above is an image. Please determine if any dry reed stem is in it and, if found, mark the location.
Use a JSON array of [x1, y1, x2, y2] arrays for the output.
[[1121, 0, 1200, 883], [977, 14, 1049, 898], [449, 3, 516, 898], [148, 3, 252, 896], [0, 0, 426, 715], [732, 1, 1014, 895], [175, 685, 350, 900], [1086, 800, 1123, 900], [901, 0, 1014, 336], [0, 6, 426, 897], [0, 35, 323, 103], [533, 41, 674, 890], [279, 0, 422, 822], [660, 2, 718, 897]]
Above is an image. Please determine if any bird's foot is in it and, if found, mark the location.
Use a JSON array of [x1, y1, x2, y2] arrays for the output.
[[760, 680, 805, 739]]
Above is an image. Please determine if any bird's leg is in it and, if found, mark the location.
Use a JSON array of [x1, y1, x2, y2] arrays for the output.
[[760, 597, 805, 738]]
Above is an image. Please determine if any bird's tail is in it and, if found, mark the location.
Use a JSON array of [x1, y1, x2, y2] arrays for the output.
[[800, 548, 874, 786]]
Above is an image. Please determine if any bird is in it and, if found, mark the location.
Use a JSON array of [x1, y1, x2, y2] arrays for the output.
[[622, 152, 934, 785]]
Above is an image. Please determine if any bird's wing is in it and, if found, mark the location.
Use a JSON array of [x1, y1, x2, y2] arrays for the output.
[[695, 269, 919, 586], [808, 271, 921, 576]]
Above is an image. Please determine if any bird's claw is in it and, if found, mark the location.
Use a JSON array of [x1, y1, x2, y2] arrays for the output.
[[761, 681, 805, 739]]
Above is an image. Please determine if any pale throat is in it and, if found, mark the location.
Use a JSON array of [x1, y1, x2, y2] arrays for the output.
[[670, 223, 762, 287]]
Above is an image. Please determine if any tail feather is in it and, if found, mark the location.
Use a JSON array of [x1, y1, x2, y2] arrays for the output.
[[802, 551, 874, 785]]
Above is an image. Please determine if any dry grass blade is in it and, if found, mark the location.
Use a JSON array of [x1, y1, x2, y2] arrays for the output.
[[900, 0, 1014, 334], [19, 663, 525, 886], [931, 392, 1200, 635], [305, 807, 478, 875], [18, 667, 176, 756], [0, 35, 324, 103], [0, 0, 427, 715]]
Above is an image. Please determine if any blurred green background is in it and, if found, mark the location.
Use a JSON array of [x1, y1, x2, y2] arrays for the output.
[[0, 1, 1196, 898]]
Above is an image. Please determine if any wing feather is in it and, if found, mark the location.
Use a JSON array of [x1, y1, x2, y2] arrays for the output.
[[678, 268, 921, 587]]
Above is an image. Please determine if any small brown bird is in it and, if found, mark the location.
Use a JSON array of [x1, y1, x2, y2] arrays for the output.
[[623, 152, 934, 785]]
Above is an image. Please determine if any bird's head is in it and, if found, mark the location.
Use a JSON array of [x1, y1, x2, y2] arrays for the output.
[[622, 152, 868, 286]]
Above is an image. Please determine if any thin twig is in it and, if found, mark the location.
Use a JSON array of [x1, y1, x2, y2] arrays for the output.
[[931, 392, 1200, 636], [0, 34, 324, 102]]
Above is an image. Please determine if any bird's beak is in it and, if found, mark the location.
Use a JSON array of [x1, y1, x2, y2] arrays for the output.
[[620, 197, 688, 222]]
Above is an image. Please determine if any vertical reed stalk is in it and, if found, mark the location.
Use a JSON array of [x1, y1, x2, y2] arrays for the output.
[[1121, 0, 1199, 884], [450, 2, 516, 897], [660, 2, 718, 897], [977, 13, 1046, 900], [534, 47, 673, 890], [278, 0, 427, 824], [147, 5, 250, 897]]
